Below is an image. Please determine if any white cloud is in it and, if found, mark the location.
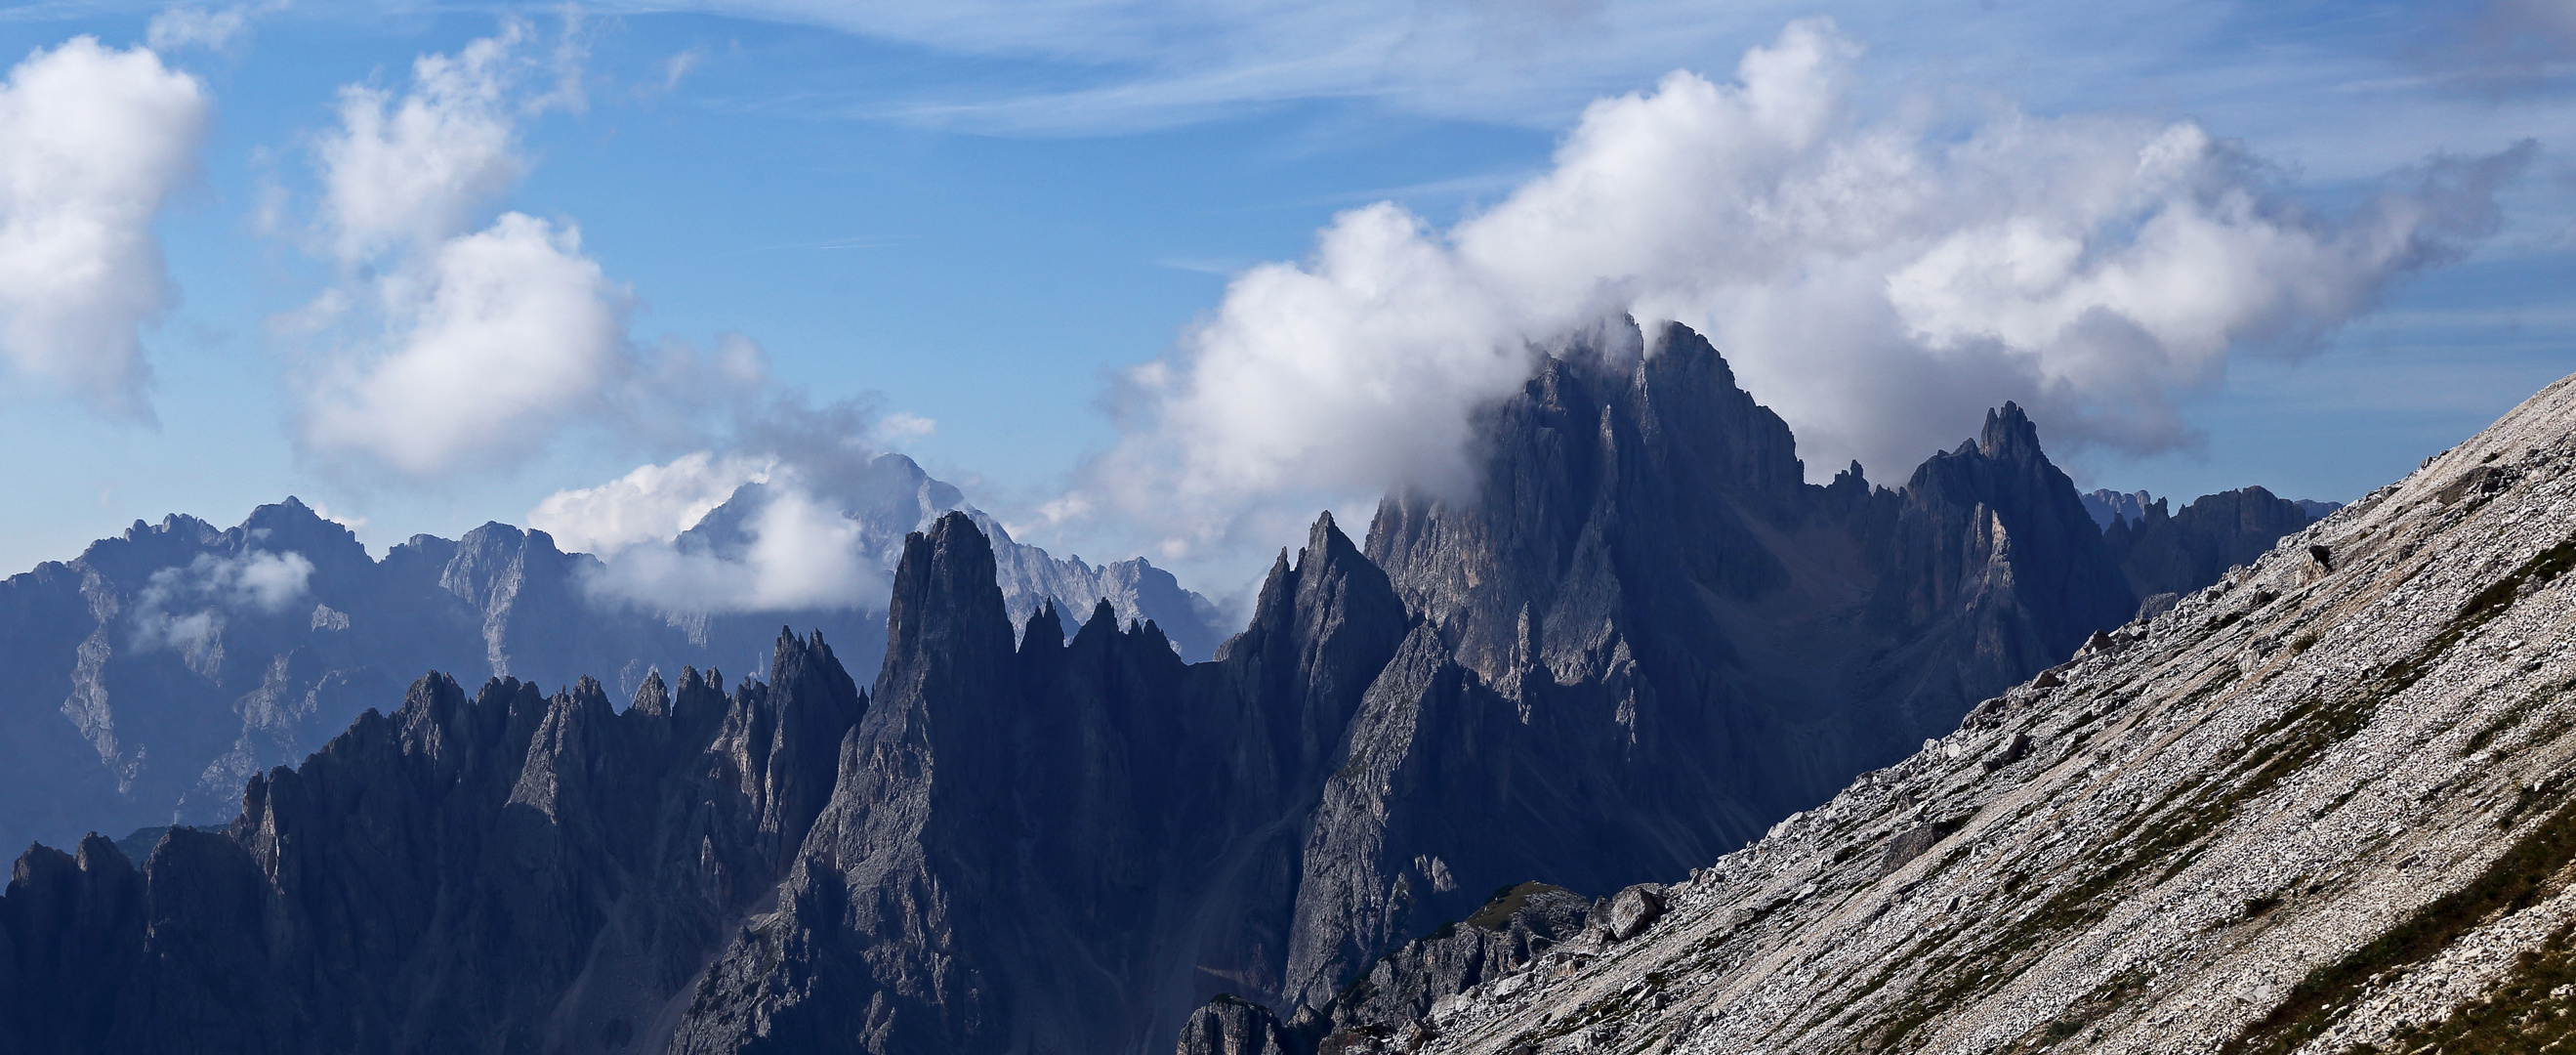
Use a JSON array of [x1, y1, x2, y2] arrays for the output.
[[1072, 19, 2529, 557], [532, 397, 963, 613], [145, 6, 253, 52], [660, 47, 703, 93], [301, 212, 631, 477], [292, 19, 715, 480], [302, 499, 366, 534], [130, 549, 316, 657], [0, 37, 208, 418], [528, 450, 772, 556], [577, 478, 886, 612], [873, 411, 935, 444], [313, 20, 529, 265]]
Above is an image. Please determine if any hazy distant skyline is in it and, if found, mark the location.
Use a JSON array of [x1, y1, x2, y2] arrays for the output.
[[0, 0, 2568, 599]]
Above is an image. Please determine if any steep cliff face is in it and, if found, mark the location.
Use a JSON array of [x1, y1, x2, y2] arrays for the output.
[[1386, 372, 2576, 1055], [668, 511, 1412, 1054], [1312, 322, 2134, 1014], [0, 632, 863, 1055]]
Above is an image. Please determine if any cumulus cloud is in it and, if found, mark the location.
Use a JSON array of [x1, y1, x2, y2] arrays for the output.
[[314, 19, 536, 264], [292, 18, 692, 480], [302, 212, 631, 475], [529, 392, 953, 613], [0, 37, 209, 418], [528, 450, 773, 556], [1073, 19, 2531, 557], [130, 550, 316, 656], [577, 481, 887, 612]]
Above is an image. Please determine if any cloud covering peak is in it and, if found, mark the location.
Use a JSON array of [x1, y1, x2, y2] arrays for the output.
[[1069, 18, 2531, 560]]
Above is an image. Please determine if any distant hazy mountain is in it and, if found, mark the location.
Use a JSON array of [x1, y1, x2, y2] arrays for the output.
[[0, 454, 1220, 854], [2086, 486, 2345, 531], [2081, 487, 2156, 529]]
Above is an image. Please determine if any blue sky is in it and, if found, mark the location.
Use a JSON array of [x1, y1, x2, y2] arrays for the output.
[[0, 0, 2568, 599]]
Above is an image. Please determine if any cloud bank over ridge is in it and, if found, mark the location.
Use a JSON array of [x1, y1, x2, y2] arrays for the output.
[[528, 395, 945, 615], [1068, 19, 2533, 562]]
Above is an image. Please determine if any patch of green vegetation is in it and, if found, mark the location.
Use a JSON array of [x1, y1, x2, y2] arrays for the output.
[[2293, 631, 2322, 654], [2221, 794, 2576, 1055], [2123, 688, 2380, 885], [2464, 678, 2576, 757], [1468, 881, 1569, 930], [2383, 534, 2576, 691], [1858, 537, 2576, 1055], [2362, 921, 2576, 1055]]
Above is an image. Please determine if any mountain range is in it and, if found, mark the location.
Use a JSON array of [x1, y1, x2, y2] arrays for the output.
[[0, 455, 1222, 856], [0, 320, 2341, 1054]]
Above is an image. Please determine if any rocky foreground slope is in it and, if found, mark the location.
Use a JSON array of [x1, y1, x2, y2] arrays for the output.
[[1263, 372, 2576, 1053]]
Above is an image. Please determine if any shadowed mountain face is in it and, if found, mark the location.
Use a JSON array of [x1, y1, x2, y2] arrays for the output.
[[0, 633, 863, 1055], [1306, 323, 2137, 1013], [0, 456, 1221, 856], [1342, 377, 2576, 1055], [3, 320, 2246, 1054]]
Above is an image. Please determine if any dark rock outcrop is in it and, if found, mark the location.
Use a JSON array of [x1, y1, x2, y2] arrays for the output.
[[0, 630, 862, 1055], [668, 510, 1413, 1053], [1323, 323, 2133, 1012], [1304, 882, 1593, 1044], [1178, 994, 1296, 1055]]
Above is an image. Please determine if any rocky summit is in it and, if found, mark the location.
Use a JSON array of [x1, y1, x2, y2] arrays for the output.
[[0, 320, 2332, 1054], [1295, 374, 2576, 1053]]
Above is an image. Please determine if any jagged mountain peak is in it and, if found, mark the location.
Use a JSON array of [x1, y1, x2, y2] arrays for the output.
[[1977, 400, 2043, 463]]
